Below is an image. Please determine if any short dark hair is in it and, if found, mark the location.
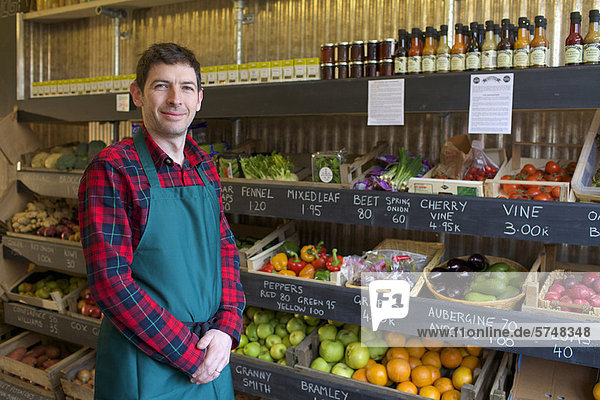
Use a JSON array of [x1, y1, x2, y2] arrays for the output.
[[135, 43, 201, 92]]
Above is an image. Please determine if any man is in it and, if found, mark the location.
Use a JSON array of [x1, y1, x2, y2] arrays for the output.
[[79, 43, 245, 400]]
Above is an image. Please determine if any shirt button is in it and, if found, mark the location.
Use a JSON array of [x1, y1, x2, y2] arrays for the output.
[[165, 158, 173, 165]]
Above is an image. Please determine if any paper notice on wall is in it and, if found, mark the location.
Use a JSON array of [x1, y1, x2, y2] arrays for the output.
[[468, 73, 514, 134], [116, 94, 130, 112], [367, 79, 404, 126]]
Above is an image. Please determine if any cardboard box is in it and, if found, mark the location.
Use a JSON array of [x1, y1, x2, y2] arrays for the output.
[[227, 64, 239, 84], [237, 63, 249, 83], [205, 67, 217, 85], [248, 62, 260, 83], [217, 65, 228, 85], [76, 79, 85, 95], [282, 60, 294, 80], [293, 58, 307, 80], [200, 67, 208, 86], [511, 355, 597, 400], [270, 61, 282, 81], [306, 57, 320, 80], [259, 62, 270, 83]]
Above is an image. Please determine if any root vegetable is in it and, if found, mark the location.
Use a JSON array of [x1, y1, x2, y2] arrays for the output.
[[6, 347, 27, 361]]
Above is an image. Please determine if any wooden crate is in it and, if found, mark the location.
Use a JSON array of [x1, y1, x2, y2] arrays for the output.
[[489, 351, 515, 400], [231, 221, 297, 270], [339, 142, 387, 187], [0, 331, 88, 400], [59, 350, 95, 400], [572, 109, 600, 202]]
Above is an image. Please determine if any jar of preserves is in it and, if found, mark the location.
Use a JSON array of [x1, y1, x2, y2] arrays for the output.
[[336, 62, 349, 79], [351, 41, 365, 61], [366, 60, 378, 76], [320, 43, 335, 64], [380, 38, 395, 59], [320, 63, 334, 80], [379, 59, 394, 76], [366, 40, 378, 60], [349, 61, 364, 78], [337, 42, 350, 63]]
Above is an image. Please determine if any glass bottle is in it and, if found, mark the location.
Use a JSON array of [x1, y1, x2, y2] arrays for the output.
[[393, 29, 408, 75], [422, 26, 437, 73], [482, 20, 497, 70], [462, 25, 470, 48], [494, 23, 501, 45], [466, 22, 482, 71], [451, 23, 467, 72], [436, 24, 451, 73], [528, 23, 535, 42], [513, 17, 531, 69], [530, 15, 549, 68], [407, 28, 423, 74], [510, 24, 517, 43], [584, 9, 600, 64], [478, 23, 485, 47], [565, 11, 584, 65], [497, 19, 513, 69]]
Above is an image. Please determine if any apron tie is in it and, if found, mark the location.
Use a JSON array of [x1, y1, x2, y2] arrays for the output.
[[184, 317, 217, 338]]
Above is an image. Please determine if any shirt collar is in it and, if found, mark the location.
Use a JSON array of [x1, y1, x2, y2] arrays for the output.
[[141, 125, 206, 169]]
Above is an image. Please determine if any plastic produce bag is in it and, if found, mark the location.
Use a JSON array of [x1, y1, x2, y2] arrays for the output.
[[346, 250, 429, 287], [461, 140, 499, 180], [429, 134, 471, 179]]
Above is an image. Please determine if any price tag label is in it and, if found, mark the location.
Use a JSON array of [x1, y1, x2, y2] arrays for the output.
[[116, 94, 130, 112]]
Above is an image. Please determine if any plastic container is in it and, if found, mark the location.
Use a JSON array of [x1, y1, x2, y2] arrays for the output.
[[311, 150, 346, 184], [572, 123, 600, 202]]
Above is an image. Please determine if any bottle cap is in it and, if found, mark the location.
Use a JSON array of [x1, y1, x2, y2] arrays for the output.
[[440, 24, 448, 33], [470, 21, 479, 31], [570, 11, 582, 23], [501, 18, 510, 26], [518, 17, 528, 28], [485, 20, 494, 29], [426, 26, 435, 34], [590, 9, 600, 21]]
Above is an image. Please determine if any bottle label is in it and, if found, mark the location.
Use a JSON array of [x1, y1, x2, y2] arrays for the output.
[[530, 46, 548, 66], [565, 44, 583, 64], [584, 43, 600, 63], [394, 56, 407, 74], [466, 51, 482, 70], [407, 55, 422, 73], [422, 55, 436, 72], [497, 50, 513, 68], [450, 53, 465, 71], [514, 48, 530, 67], [436, 53, 450, 72], [482, 50, 497, 69]]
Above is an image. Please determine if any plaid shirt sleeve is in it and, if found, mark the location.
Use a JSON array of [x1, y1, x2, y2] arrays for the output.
[[79, 154, 205, 377]]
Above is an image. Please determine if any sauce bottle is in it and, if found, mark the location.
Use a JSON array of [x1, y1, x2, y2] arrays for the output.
[[466, 22, 482, 71], [510, 24, 517, 43], [565, 11, 584, 65], [513, 17, 531, 69], [584, 9, 600, 64], [451, 23, 467, 72], [478, 23, 485, 47], [497, 19, 513, 69], [482, 20, 497, 70], [407, 28, 423, 74], [494, 23, 501, 45], [462, 25, 470, 48], [422, 26, 437, 73], [393, 29, 408, 75], [436, 24, 451, 73], [530, 16, 549, 68], [528, 23, 535, 42]]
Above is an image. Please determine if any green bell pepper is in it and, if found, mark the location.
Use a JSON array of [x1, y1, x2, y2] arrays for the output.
[[281, 241, 300, 258], [315, 269, 330, 281]]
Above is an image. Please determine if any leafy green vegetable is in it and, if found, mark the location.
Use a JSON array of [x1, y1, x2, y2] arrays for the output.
[[380, 148, 424, 191], [312, 152, 345, 183], [240, 152, 298, 181]]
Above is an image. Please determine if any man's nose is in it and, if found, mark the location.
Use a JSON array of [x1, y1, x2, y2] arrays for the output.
[[167, 87, 182, 105]]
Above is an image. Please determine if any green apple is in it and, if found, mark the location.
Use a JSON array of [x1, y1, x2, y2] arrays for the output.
[[269, 319, 279, 328], [238, 333, 249, 349], [242, 313, 250, 326], [265, 334, 282, 349], [275, 324, 288, 338], [345, 341, 370, 369], [270, 343, 287, 360], [328, 320, 345, 328], [282, 336, 291, 348], [253, 311, 272, 325], [367, 344, 388, 361], [277, 359, 287, 365], [318, 324, 338, 342], [304, 315, 321, 326], [260, 345, 268, 353], [276, 311, 292, 323], [289, 330, 306, 347], [236, 348, 245, 354], [331, 362, 354, 378], [319, 340, 344, 363], [343, 324, 360, 336], [258, 352, 274, 362], [360, 326, 378, 343], [245, 323, 259, 342], [257, 323, 274, 339], [310, 356, 332, 373], [286, 317, 306, 334], [244, 342, 261, 358], [336, 329, 359, 347], [307, 325, 317, 335], [246, 306, 261, 321]]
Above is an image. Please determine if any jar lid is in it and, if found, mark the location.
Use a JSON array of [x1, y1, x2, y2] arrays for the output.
[[383, 38, 396, 43], [380, 59, 394, 63], [335, 62, 349, 66], [349, 61, 364, 65], [367, 40, 379, 44], [321, 43, 335, 47], [321, 63, 334, 66], [338, 42, 350, 46], [352, 40, 364, 45], [366, 60, 378, 64]]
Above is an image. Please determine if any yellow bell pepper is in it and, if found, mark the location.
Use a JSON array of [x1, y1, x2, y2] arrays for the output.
[[270, 253, 288, 271], [298, 264, 315, 279], [278, 269, 296, 276], [300, 245, 316, 263]]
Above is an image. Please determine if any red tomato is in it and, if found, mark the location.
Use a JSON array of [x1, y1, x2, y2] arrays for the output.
[[501, 175, 513, 180], [566, 162, 577, 175], [545, 161, 560, 174], [502, 184, 519, 194], [533, 193, 553, 201], [551, 186, 561, 199], [526, 175, 542, 182], [526, 187, 541, 196], [521, 164, 537, 176], [560, 175, 572, 183]]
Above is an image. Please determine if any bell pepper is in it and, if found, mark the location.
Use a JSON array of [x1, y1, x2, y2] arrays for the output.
[[260, 262, 274, 273], [300, 245, 316, 263], [311, 253, 328, 270], [315, 269, 330, 281], [281, 241, 300, 258], [315, 241, 327, 257], [278, 269, 296, 276], [326, 249, 343, 272], [298, 264, 315, 279], [287, 252, 306, 275], [270, 252, 288, 271]]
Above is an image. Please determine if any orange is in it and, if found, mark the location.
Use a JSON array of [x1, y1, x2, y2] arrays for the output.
[[386, 347, 409, 361], [428, 365, 441, 382], [421, 351, 442, 368], [386, 358, 411, 383], [408, 357, 422, 369], [366, 358, 377, 367], [460, 355, 481, 370], [385, 378, 394, 387], [366, 363, 388, 386], [385, 332, 406, 347], [434, 377, 454, 393], [381, 356, 388, 367], [458, 347, 469, 357], [352, 368, 368, 382], [452, 366, 473, 390], [423, 338, 445, 351], [420, 385, 441, 400], [406, 338, 426, 358], [441, 389, 461, 400], [440, 347, 463, 369], [411, 365, 434, 388], [466, 346, 482, 357], [396, 381, 418, 394], [594, 382, 600, 400]]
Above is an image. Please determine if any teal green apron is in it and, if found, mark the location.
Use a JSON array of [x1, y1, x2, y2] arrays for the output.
[[94, 132, 234, 400]]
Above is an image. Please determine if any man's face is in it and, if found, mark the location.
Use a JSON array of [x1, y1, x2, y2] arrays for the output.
[[131, 62, 202, 138]]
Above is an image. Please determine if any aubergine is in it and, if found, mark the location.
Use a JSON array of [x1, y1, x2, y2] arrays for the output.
[[445, 285, 463, 298], [467, 253, 489, 272], [445, 258, 469, 271]]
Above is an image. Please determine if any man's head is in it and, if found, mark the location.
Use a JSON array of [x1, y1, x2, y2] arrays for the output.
[[130, 43, 203, 138]]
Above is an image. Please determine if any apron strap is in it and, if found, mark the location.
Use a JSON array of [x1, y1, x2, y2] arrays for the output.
[[133, 130, 161, 188], [183, 317, 218, 338]]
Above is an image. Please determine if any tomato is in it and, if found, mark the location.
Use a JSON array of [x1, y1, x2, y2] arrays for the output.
[[526, 175, 542, 182], [551, 186, 561, 199], [515, 172, 527, 180], [545, 161, 560, 174], [559, 175, 572, 183], [502, 184, 519, 194], [526, 187, 541, 197], [566, 162, 577, 175], [501, 175, 512, 180], [533, 193, 553, 201], [509, 192, 529, 200], [521, 164, 537, 176]]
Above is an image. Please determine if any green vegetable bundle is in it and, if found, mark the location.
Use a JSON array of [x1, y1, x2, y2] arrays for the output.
[[240, 152, 298, 181]]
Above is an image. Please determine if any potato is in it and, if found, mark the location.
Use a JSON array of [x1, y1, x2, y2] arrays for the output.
[[36, 355, 48, 365], [41, 359, 58, 369], [6, 347, 27, 361], [25, 345, 46, 358], [21, 356, 37, 366], [45, 345, 60, 359]]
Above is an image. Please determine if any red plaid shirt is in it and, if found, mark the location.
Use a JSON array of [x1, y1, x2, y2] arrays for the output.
[[78, 127, 245, 377]]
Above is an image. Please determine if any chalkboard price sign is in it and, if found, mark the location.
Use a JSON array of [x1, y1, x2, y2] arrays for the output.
[[0, 378, 50, 400], [2, 236, 86, 275]]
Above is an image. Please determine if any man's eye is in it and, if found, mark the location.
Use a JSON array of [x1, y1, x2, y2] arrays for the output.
[[155, 84, 167, 89], [183, 86, 195, 91]]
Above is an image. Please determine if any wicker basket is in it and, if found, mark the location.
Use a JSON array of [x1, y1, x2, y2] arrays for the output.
[[346, 239, 445, 297], [538, 269, 600, 320], [424, 255, 530, 310]]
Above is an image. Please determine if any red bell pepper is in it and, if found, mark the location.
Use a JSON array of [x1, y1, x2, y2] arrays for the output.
[[312, 253, 328, 270], [260, 262, 275, 273], [327, 249, 343, 272], [288, 252, 307, 275], [315, 241, 327, 257]]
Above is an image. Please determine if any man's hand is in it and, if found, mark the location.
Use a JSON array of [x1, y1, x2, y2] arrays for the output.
[[190, 329, 232, 385]]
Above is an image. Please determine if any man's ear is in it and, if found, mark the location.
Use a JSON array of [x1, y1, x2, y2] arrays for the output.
[[196, 88, 203, 112], [130, 82, 143, 107]]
